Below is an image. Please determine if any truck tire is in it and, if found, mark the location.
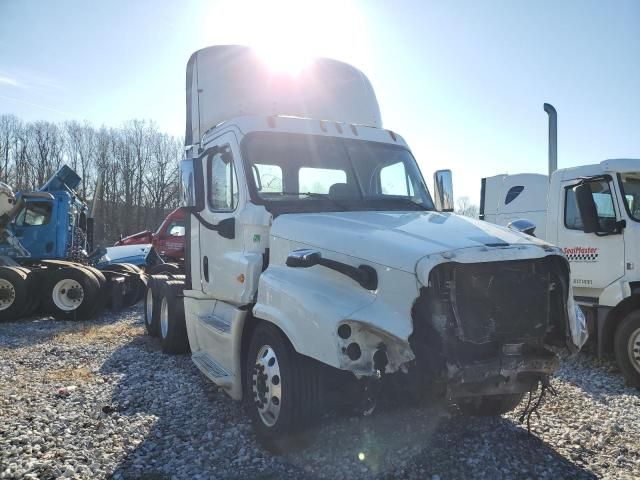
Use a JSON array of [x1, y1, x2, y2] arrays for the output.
[[159, 280, 189, 354], [0, 267, 29, 322], [456, 393, 525, 417], [13, 267, 39, 318], [614, 310, 640, 389], [143, 275, 169, 337], [44, 267, 100, 320], [76, 266, 107, 318], [108, 263, 144, 307], [148, 263, 182, 276], [245, 322, 323, 452]]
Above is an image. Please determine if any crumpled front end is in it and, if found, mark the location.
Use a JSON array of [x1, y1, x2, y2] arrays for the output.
[[410, 250, 585, 398]]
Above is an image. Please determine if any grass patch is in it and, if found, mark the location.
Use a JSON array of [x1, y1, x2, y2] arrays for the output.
[[54, 322, 144, 345], [44, 366, 93, 384]]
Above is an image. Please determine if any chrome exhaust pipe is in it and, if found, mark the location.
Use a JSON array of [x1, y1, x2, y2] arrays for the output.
[[544, 103, 557, 177]]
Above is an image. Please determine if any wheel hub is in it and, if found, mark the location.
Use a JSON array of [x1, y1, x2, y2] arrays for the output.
[[628, 327, 640, 374], [0, 279, 16, 311], [145, 288, 153, 326], [252, 345, 282, 427], [51, 279, 84, 311], [160, 297, 169, 338]]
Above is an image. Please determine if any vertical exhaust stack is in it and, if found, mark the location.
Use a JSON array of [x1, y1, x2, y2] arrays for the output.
[[544, 103, 557, 177]]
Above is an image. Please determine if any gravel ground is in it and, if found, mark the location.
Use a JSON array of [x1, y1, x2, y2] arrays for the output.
[[1, 306, 639, 479]]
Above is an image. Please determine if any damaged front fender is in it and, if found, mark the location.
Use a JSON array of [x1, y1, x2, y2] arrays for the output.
[[335, 320, 415, 376]]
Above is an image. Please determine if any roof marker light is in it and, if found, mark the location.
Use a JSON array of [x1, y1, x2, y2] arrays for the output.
[[388, 130, 397, 142], [335, 122, 343, 134], [267, 116, 276, 128], [350, 124, 358, 136], [319, 120, 327, 132]]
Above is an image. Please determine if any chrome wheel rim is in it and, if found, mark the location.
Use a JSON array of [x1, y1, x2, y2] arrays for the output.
[[160, 297, 169, 338], [627, 327, 640, 374], [0, 279, 16, 311], [52, 279, 84, 311], [145, 288, 153, 326], [252, 344, 282, 427]]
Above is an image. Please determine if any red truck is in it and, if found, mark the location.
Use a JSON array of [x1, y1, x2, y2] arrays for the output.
[[115, 207, 185, 262]]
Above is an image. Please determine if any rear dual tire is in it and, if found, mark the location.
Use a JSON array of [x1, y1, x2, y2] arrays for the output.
[[44, 266, 100, 320], [0, 267, 31, 322], [158, 280, 189, 354], [143, 275, 169, 337], [108, 263, 144, 307]]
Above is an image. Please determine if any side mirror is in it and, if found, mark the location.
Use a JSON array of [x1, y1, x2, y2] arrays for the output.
[[286, 249, 321, 268], [180, 158, 204, 213], [217, 217, 235, 239], [574, 184, 600, 233], [507, 219, 537, 237], [433, 170, 454, 212]]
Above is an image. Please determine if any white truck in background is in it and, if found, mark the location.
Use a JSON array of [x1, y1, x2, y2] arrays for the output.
[[481, 104, 640, 388], [145, 47, 586, 451]]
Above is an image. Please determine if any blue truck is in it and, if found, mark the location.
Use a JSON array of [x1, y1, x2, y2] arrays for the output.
[[0, 165, 147, 321]]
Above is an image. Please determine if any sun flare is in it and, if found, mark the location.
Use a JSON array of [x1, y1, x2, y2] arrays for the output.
[[253, 43, 312, 75], [206, 0, 369, 76]]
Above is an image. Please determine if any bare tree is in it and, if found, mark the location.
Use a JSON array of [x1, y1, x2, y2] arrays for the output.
[[64, 121, 96, 198], [0, 114, 183, 245], [455, 196, 479, 219], [0, 114, 19, 182]]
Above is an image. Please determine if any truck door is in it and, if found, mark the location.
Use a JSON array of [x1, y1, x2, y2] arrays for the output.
[[13, 199, 57, 258], [557, 177, 625, 293], [197, 133, 246, 303]]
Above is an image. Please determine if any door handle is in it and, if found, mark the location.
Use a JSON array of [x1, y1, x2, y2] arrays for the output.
[[203, 256, 209, 283]]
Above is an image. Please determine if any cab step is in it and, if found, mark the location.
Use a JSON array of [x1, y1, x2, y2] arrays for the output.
[[191, 352, 233, 388]]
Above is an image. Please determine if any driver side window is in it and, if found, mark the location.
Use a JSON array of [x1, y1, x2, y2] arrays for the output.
[[208, 147, 239, 211], [565, 179, 616, 231]]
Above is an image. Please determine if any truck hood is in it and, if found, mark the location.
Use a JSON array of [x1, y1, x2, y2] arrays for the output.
[[271, 211, 550, 273]]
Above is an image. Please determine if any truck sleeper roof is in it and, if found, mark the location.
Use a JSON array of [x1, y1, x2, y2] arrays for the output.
[[186, 45, 382, 148]]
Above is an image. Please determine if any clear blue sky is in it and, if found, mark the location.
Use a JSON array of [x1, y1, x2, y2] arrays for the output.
[[1, 0, 638, 204]]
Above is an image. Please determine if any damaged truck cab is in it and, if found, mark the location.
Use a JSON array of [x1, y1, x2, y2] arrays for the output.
[[150, 46, 587, 449]]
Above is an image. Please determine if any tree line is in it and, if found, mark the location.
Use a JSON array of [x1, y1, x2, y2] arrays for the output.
[[0, 114, 182, 247]]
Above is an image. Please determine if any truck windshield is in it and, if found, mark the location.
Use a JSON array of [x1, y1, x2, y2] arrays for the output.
[[619, 173, 640, 221], [243, 132, 434, 212]]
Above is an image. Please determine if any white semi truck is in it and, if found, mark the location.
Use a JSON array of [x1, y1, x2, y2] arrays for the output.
[[481, 104, 640, 388], [145, 47, 587, 450]]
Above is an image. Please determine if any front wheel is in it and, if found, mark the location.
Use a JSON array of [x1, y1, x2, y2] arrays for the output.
[[456, 393, 525, 416], [245, 322, 323, 452], [614, 311, 640, 389]]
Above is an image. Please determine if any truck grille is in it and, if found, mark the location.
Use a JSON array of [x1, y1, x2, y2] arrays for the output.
[[452, 260, 552, 344]]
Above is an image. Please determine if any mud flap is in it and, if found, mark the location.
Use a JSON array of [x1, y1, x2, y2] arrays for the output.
[[108, 276, 125, 310], [566, 292, 589, 351]]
